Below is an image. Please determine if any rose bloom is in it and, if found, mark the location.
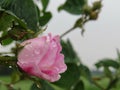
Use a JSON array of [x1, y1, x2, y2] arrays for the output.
[[17, 34, 67, 82]]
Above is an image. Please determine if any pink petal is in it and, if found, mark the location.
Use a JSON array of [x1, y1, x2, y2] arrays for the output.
[[39, 40, 58, 68], [54, 54, 67, 73]]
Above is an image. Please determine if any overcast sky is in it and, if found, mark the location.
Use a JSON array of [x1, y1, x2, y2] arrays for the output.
[[0, 0, 120, 69], [45, 0, 120, 69]]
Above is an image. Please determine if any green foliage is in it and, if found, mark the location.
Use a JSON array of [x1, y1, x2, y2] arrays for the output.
[[61, 39, 80, 64], [0, 0, 52, 34], [94, 51, 120, 90], [92, 1, 102, 11], [11, 72, 20, 84], [31, 84, 41, 90], [95, 58, 120, 69], [73, 80, 84, 90], [1, 38, 13, 45], [79, 64, 92, 82], [0, 10, 28, 45], [53, 63, 80, 90], [1, 30, 12, 45], [0, 0, 39, 31], [31, 81, 54, 90], [39, 12, 52, 26], [41, 0, 50, 11], [0, 10, 27, 29], [0, 66, 13, 75], [36, 0, 52, 27], [95, 58, 120, 79], [58, 0, 87, 15], [0, 10, 13, 31], [104, 67, 113, 79]]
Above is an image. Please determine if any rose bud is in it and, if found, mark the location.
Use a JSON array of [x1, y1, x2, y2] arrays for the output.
[[17, 34, 67, 82]]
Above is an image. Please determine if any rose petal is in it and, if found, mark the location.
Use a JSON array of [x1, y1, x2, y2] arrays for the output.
[[17, 34, 67, 82]]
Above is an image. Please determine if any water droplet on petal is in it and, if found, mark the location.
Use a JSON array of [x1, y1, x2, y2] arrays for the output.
[[53, 44, 56, 47], [25, 54, 28, 56], [34, 50, 40, 55], [55, 67, 59, 72], [46, 38, 50, 42], [28, 45, 33, 49], [19, 58, 24, 61], [52, 42, 56, 47]]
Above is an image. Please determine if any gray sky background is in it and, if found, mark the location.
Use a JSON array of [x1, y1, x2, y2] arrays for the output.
[[0, 0, 120, 69]]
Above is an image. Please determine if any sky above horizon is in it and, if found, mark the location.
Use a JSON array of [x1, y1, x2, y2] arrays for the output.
[[0, 0, 120, 69]]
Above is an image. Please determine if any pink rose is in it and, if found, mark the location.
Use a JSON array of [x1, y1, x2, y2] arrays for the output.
[[17, 34, 67, 82]]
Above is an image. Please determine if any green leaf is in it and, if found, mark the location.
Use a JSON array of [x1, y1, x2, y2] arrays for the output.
[[0, 9, 27, 30], [31, 84, 41, 90], [0, 10, 29, 45], [58, 0, 87, 15], [39, 12, 52, 26], [53, 63, 80, 90], [104, 67, 113, 79], [8, 26, 27, 40], [79, 64, 92, 82], [1, 38, 13, 45], [95, 58, 120, 69], [74, 18, 83, 28], [41, 0, 49, 11], [73, 80, 84, 90], [0, 0, 39, 31], [61, 40, 80, 64], [11, 72, 20, 84], [0, 10, 13, 31], [30, 81, 54, 90], [0, 31, 13, 45]]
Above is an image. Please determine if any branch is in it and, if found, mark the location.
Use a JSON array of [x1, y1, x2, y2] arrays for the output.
[[60, 27, 76, 39], [105, 78, 118, 90], [92, 79, 105, 90], [60, 16, 90, 39], [0, 56, 17, 66]]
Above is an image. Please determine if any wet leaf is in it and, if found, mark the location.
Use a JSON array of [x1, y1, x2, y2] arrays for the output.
[[58, 0, 87, 15], [53, 63, 80, 90]]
